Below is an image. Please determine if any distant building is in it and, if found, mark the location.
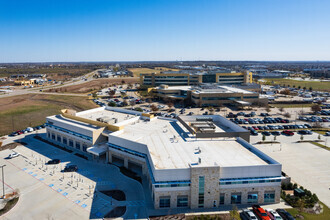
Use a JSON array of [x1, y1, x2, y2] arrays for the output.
[[140, 71, 252, 87], [150, 84, 267, 107]]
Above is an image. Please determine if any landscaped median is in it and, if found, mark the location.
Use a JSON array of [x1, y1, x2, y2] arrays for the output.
[[0, 191, 20, 216]]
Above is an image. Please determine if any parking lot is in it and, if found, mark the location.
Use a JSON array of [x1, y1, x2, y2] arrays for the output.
[[250, 132, 330, 208], [0, 133, 147, 219]]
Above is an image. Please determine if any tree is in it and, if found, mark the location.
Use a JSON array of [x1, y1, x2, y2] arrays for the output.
[[274, 136, 277, 141], [300, 135, 304, 141], [284, 112, 291, 118], [309, 87, 313, 91], [298, 86, 301, 89], [229, 205, 240, 220], [311, 104, 321, 113], [262, 135, 266, 142], [279, 107, 284, 113], [265, 106, 271, 113], [280, 89, 290, 95], [108, 102, 116, 107], [318, 134, 321, 140], [122, 100, 128, 106], [121, 80, 125, 84], [150, 104, 159, 112], [92, 92, 97, 98]]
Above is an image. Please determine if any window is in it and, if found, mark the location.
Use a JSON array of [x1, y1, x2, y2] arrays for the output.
[[159, 196, 170, 208], [47, 132, 50, 138], [57, 135, 61, 142], [51, 133, 55, 140], [75, 142, 81, 150], [63, 137, 67, 145], [264, 192, 275, 203], [177, 196, 188, 208], [219, 193, 225, 205], [82, 144, 87, 152], [69, 139, 74, 147], [198, 176, 205, 208], [231, 193, 242, 204], [248, 192, 258, 203]]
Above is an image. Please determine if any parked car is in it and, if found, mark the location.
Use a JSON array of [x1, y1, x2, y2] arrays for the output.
[[8, 152, 20, 159], [271, 131, 281, 136], [282, 130, 294, 136], [325, 131, 330, 136], [265, 208, 283, 220], [63, 165, 78, 172], [250, 129, 258, 136], [262, 131, 271, 136], [276, 209, 295, 220], [298, 130, 312, 135], [252, 205, 271, 220], [241, 208, 258, 220], [47, 159, 61, 164], [9, 132, 18, 137]]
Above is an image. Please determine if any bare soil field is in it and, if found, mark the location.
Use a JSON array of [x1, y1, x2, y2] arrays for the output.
[[0, 94, 98, 136], [46, 77, 139, 94], [127, 67, 179, 77]]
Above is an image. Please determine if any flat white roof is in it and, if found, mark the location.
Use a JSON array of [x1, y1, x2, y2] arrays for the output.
[[113, 118, 267, 169], [78, 108, 137, 124]]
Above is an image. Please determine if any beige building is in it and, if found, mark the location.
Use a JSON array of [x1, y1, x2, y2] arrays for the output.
[[150, 84, 267, 107], [46, 109, 282, 210], [140, 71, 252, 87]]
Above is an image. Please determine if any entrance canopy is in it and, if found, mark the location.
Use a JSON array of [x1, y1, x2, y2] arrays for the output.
[[87, 143, 108, 156]]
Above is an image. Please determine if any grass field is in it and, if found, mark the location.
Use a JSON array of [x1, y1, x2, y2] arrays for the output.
[[0, 67, 94, 81], [45, 77, 139, 94], [286, 202, 330, 220], [271, 103, 314, 108], [261, 78, 330, 91], [127, 67, 179, 77], [0, 94, 98, 136]]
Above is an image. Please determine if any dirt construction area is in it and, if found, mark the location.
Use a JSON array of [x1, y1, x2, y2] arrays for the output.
[[46, 77, 139, 94]]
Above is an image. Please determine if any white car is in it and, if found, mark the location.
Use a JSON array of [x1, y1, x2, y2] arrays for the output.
[[242, 209, 257, 220], [8, 152, 20, 159], [266, 208, 283, 220], [325, 131, 330, 136]]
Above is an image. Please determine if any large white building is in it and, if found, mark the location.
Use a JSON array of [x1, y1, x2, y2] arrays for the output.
[[46, 107, 282, 210]]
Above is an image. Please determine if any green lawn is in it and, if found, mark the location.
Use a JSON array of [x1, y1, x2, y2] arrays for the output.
[[261, 78, 330, 91], [286, 202, 330, 220], [311, 142, 330, 151]]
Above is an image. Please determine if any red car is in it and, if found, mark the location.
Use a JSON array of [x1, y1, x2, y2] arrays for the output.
[[17, 130, 23, 135], [282, 130, 294, 136], [252, 205, 271, 220]]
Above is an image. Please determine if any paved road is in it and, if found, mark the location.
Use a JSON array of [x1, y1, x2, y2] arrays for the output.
[[251, 132, 330, 208], [1, 133, 148, 219]]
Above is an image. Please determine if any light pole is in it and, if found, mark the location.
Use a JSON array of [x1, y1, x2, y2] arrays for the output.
[[0, 165, 6, 198]]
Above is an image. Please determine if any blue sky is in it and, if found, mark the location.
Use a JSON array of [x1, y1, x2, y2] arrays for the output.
[[0, 0, 330, 62]]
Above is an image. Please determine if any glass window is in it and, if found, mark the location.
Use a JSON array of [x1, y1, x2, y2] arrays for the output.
[[69, 139, 73, 147], [248, 192, 258, 203], [47, 132, 50, 138], [177, 196, 188, 208], [264, 192, 275, 203], [82, 144, 87, 152], [198, 176, 205, 208], [219, 193, 225, 205], [159, 196, 170, 208], [75, 142, 81, 150], [63, 137, 67, 145], [51, 133, 55, 140], [57, 135, 61, 142], [231, 193, 242, 204]]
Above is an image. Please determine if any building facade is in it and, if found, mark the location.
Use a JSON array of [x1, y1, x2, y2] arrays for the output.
[[45, 108, 282, 210], [140, 71, 252, 87]]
